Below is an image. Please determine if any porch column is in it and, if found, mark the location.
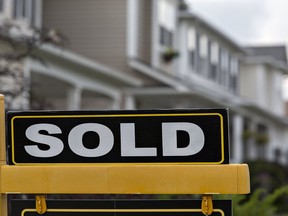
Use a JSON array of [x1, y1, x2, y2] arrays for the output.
[[112, 97, 121, 110], [248, 122, 258, 161], [67, 86, 82, 110], [195, 31, 200, 73], [232, 114, 244, 163], [123, 94, 136, 110], [178, 21, 188, 78]]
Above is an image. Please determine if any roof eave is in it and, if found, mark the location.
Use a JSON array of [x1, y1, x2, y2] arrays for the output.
[[178, 11, 247, 54], [36, 44, 143, 87], [242, 56, 288, 74]]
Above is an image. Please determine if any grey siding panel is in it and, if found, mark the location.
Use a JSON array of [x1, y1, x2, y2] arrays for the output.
[[42, 0, 128, 71]]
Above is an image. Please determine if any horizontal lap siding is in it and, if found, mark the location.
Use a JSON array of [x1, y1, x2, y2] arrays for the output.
[[42, 0, 128, 71]]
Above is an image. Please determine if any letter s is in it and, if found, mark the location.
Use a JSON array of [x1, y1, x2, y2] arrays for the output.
[[25, 123, 64, 158]]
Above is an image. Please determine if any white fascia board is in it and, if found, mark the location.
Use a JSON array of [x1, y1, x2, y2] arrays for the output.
[[180, 72, 243, 105], [38, 44, 142, 87], [128, 58, 189, 91], [242, 56, 288, 73], [128, 58, 243, 105], [30, 57, 121, 99], [125, 87, 190, 96]]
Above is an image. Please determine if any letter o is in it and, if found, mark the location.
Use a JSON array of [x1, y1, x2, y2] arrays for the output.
[[68, 123, 114, 157]]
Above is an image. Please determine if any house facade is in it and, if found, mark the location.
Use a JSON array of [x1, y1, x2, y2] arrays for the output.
[[0, 0, 288, 164]]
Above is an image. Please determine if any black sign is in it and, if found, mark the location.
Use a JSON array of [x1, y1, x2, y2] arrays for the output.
[[7, 109, 229, 165], [10, 199, 232, 216]]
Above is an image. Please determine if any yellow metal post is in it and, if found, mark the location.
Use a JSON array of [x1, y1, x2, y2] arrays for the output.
[[201, 195, 213, 215], [35, 195, 47, 214], [0, 95, 7, 216]]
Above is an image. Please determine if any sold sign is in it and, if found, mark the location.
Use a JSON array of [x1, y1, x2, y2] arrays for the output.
[[7, 109, 229, 165]]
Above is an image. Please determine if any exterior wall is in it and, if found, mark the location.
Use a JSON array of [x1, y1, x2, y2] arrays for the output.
[[43, 0, 159, 86], [268, 68, 284, 115], [257, 65, 268, 107], [239, 64, 262, 103], [42, 0, 128, 72], [240, 63, 285, 116]]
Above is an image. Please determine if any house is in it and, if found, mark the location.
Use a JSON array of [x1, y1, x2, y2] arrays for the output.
[[239, 46, 288, 163], [0, 0, 142, 111], [1, 0, 288, 164]]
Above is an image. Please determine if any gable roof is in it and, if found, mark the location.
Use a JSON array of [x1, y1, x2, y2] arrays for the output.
[[245, 46, 287, 64]]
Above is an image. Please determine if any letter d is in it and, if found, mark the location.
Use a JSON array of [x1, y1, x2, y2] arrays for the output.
[[162, 122, 205, 156]]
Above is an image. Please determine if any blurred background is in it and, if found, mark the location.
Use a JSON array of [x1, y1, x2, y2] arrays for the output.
[[1, 0, 288, 215]]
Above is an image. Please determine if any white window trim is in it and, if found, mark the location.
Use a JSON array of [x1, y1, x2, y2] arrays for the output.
[[127, 0, 138, 59]]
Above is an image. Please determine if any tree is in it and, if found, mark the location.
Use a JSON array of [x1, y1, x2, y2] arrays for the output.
[[230, 186, 288, 216], [0, 19, 66, 110]]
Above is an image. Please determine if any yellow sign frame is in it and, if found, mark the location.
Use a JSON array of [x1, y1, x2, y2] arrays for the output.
[[0, 164, 250, 194], [0, 95, 250, 216], [21, 208, 225, 216]]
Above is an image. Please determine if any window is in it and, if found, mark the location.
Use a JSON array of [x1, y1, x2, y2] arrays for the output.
[[229, 56, 239, 93], [208, 41, 219, 80], [219, 48, 229, 86], [242, 118, 251, 161], [199, 34, 208, 74], [159, 0, 176, 31], [0, 0, 3, 12], [158, 0, 176, 48], [160, 26, 173, 47], [199, 34, 208, 58], [188, 27, 196, 68], [256, 124, 269, 159], [13, 0, 39, 27]]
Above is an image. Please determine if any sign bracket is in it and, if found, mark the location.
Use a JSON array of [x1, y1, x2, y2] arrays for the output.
[[201, 194, 213, 215], [35, 195, 47, 214]]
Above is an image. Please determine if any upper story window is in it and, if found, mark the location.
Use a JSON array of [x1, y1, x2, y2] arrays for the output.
[[210, 42, 219, 64], [219, 48, 229, 86], [0, 0, 3, 12], [160, 26, 173, 47], [199, 34, 208, 74], [159, 0, 176, 48], [199, 34, 208, 58], [159, 0, 175, 31], [13, 0, 39, 27], [209, 41, 219, 80], [229, 56, 239, 93], [188, 27, 196, 67], [220, 48, 229, 72]]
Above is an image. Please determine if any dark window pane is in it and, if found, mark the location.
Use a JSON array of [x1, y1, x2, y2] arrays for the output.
[[160, 26, 173, 47], [0, 0, 3, 11], [189, 51, 194, 67]]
